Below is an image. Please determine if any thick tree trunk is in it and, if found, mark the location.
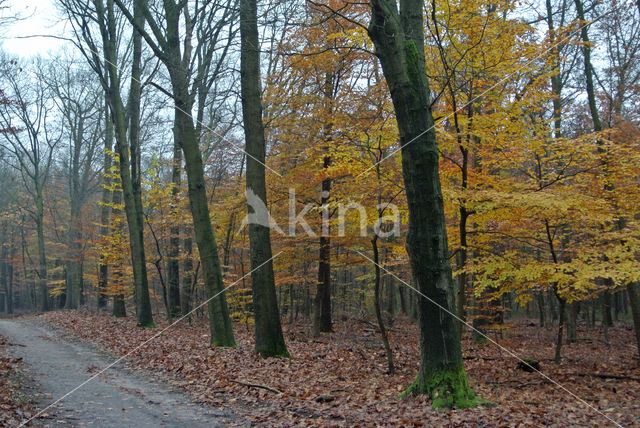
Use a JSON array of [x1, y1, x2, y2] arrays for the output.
[[368, 0, 475, 408], [240, 0, 288, 357]]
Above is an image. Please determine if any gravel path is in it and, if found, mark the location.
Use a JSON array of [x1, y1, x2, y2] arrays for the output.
[[0, 319, 239, 427]]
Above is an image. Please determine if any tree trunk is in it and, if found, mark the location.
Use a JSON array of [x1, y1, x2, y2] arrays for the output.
[[111, 183, 126, 318], [567, 302, 577, 343], [6, 241, 13, 314], [102, 0, 153, 327], [0, 222, 7, 313], [368, 0, 475, 408], [312, 70, 335, 336], [313, 176, 332, 336], [36, 187, 48, 312], [372, 235, 395, 374], [574, 0, 602, 134], [398, 284, 407, 315], [457, 208, 468, 337], [167, 139, 182, 319], [554, 291, 566, 363], [537, 291, 546, 328], [181, 235, 193, 319], [626, 282, 640, 364], [603, 289, 613, 327], [240, 0, 288, 357], [98, 98, 113, 310], [172, 104, 235, 345]]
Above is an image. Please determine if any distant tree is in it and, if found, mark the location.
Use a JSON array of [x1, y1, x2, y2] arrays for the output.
[[47, 59, 103, 308], [0, 58, 61, 312]]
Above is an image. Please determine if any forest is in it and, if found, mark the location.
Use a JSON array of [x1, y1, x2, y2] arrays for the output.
[[0, 0, 639, 426]]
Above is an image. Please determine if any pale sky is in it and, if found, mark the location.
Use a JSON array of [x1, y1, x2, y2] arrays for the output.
[[1, 0, 72, 57]]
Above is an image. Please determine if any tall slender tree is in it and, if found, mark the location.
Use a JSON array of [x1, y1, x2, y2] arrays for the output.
[[114, 0, 236, 345], [61, 0, 154, 326]]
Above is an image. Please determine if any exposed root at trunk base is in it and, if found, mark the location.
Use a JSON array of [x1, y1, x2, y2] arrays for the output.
[[401, 365, 485, 409]]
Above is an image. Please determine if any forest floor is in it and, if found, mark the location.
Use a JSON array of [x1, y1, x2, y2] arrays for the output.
[[5, 310, 640, 427], [0, 318, 240, 427], [0, 327, 38, 426]]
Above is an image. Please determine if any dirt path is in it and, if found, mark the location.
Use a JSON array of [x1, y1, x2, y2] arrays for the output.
[[0, 319, 239, 427]]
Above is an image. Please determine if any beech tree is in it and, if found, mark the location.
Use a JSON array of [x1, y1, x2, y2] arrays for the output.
[[0, 58, 60, 312], [367, 0, 478, 407], [47, 59, 103, 309], [60, 0, 155, 326], [239, 0, 289, 358], [113, 0, 236, 346]]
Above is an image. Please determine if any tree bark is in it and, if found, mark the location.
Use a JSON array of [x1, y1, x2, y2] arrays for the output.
[[167, 140, 182, 319], [126, 0, 154, 326], [0, 222, 7, 312], [36, 184, 48, 312], [567, 302, 577, 343], [240, 0, 288, 357], [120, 0, 236, 345], [574, 0, 603, 133], [6, 238, 13, 314], [368, 0, 476, 408], [98, 98, 113, 310], [626, 282, 640, 364], [554, 291, 566, 364], [312, 70, 336, 336], [181, 235, 193, 319], [313, 162, 332, 336], [65, 114, 84, 309], [111, 175, 126, 318], [93, 0, 153, 326], [372, 235, 395, 374]]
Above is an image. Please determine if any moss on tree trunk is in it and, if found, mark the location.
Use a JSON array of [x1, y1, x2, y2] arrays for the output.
[[368, 0, 477, 408], [402, 364, 479, 409]]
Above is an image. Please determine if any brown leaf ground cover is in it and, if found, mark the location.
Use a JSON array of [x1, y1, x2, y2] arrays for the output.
[[0, 333, 37, 426], [33, 311, 640, 427]]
